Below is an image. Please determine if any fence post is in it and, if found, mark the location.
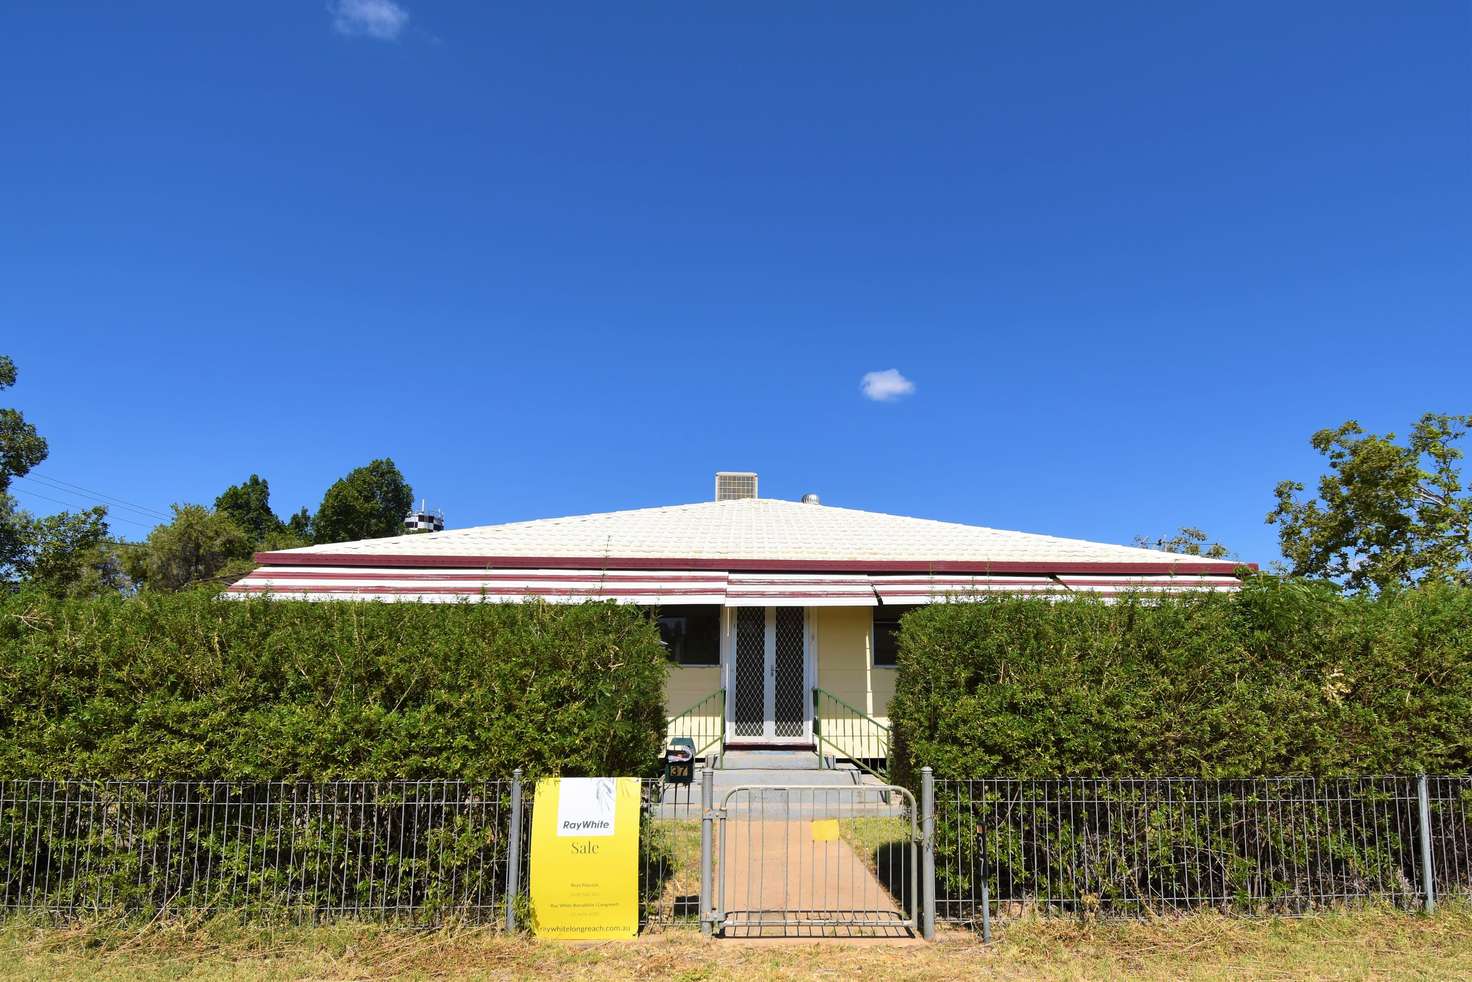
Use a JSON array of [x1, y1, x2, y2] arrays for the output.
[[1417, 773, 1435, 915], [700, 766, 715, 936], [980, 866, 992, 944], [921, 766, 936, 940], [505, 768, 524, 933]]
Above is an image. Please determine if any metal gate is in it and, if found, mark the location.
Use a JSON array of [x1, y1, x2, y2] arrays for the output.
[[706, 784, 918, 937]]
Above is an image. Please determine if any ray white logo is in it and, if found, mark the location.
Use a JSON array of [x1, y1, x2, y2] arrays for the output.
[[556, 778, 617, 837]]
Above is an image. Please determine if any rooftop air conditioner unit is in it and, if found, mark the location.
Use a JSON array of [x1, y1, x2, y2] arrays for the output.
[[714, 472, 758, 501]]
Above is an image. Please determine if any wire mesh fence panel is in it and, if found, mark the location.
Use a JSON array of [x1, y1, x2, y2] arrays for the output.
[[1427, 776, 1472, 905], [0, 780, 517, 924], [714, 785, 917, 938], [933, 776, 1472, 927], [640, 779, 704, 929], [6, 774, 1467, 930]]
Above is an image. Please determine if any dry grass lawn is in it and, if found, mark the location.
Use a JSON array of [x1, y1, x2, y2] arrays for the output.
[[2, 907, 1469, 980]]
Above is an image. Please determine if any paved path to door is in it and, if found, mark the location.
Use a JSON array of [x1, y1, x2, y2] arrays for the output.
[[718, 818, 911, 938]]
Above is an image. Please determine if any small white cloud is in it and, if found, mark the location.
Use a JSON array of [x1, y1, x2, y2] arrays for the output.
[[331, 0, 409, 40], [861, 369, 915, 402]]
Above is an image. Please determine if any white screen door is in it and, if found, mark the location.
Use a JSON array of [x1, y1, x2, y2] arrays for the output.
[[726, 606, 811, 744]]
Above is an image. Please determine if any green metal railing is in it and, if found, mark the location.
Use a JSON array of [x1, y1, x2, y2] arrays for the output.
[[665, 688, 725, 764], [812, 687, 891, 781]]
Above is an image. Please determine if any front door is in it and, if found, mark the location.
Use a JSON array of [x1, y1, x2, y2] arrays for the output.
[[726, 606, 812, 745]]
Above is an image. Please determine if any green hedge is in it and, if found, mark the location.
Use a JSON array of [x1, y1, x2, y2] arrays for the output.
[[890, 578, 1472, 787], [0, 592, 669, 780]]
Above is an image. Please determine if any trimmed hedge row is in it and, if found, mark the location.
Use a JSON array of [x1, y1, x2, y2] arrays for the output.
[[890, 578, 1472, 786], [0, 592, 669, 780]]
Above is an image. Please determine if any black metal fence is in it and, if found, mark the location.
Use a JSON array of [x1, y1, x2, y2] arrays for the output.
[[0, 779, 521, 923], [931, 776, 1472, 926], [3, 774, 1469, 930], [0, 776, 704, 928]]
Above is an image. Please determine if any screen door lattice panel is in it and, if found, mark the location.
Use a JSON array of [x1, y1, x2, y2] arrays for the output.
[[732, 606, 766, 737], [772, 607, 806, 739]]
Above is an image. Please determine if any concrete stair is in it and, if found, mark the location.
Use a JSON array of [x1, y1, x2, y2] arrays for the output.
[[653, 749, 892, 814], [708, 749, 880, 790]]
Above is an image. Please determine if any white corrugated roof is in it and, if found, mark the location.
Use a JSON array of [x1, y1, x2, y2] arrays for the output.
[[258, 498, 1240, 570]]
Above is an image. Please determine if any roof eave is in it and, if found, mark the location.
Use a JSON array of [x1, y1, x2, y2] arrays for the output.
[[251, 551, 1255, 576]]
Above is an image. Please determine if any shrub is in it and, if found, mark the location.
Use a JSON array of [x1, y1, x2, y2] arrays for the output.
[[0, 591, 669, 780], [890, 577, 1472, 786], [889, 579, 1472, 914]]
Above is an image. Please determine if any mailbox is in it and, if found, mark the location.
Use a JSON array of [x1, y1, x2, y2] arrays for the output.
[[664, 737, 696, 785]]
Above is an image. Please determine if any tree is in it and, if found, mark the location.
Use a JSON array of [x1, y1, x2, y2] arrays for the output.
[[1, 354, 52, 581], [215, 474, 284, 543], [285, 506, 313, 541], [1268, 413, 1472, 592], [312, 458, 413, 544], [1134, 527, 1231, 559], [0, 355, 48, 495], [16, 506, 126, 597], [126, 504, 252, 592]]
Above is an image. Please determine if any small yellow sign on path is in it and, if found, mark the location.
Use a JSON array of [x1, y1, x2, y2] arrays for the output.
[[529, 777, 641, 939], [810, 818, 840, 842]]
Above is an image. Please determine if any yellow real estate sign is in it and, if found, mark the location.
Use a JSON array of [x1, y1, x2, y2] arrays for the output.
[[529, 777, 641, 939]]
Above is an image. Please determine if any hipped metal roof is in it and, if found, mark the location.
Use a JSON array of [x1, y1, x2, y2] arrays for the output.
[[227, 498, 1247, 605]]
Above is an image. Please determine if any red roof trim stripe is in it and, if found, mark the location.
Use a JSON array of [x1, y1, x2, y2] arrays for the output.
[[228, 585, 1189, 600], [251, 552, 1253, 575], [228, 584, 728, 597], [239, 570, 727, 583]]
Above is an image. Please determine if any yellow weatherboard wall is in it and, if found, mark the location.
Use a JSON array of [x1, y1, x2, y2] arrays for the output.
[[529, 777, 640, 939], [815, 607, 890, 720], [814, 607, 893, 761], [664, 664, 720, 715], [664, 664, 721, 745]]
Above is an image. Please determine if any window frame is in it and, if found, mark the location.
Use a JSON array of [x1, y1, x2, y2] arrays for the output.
[[871, 604, 917, 670], [656, 604, 722, 668]]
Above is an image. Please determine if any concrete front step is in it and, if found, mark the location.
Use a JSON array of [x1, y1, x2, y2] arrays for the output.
[[703, 749, 884, 790], [719, 749, 826, 771], [713, 769, 871, 790], [652, 753, 891, 813]]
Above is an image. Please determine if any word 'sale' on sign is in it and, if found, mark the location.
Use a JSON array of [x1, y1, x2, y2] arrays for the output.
[[529, 777, 641, 939]]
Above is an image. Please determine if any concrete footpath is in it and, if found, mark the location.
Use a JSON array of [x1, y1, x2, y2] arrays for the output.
[[651, 749, 915, 937], [718, 817, 910, 938]]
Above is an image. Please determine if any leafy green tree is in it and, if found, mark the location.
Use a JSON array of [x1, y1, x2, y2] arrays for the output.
[[215, 474, 284, 543], [0, 501, 21, 584], [1268, 413, 1472, 592], [312, 458, 413, 544], [15, 506, 125, 597], [1135, 527, 1231, 559], [1, 355, 52, 581], [285, 506, 313, 541], [0, 356, 48, 495], [126, 504, 252, 592]]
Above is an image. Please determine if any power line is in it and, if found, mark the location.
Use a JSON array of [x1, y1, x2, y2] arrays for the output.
[[8, 487, 159, 530], [20, 473, 172, 520], [16, 473, 172, 521]]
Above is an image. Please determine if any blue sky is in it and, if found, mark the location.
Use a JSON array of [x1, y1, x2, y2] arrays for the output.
[[2, 2, 1468, 564]]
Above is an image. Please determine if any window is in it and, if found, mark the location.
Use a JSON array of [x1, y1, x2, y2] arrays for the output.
[[872, 605, 918, 668], [657, 605, 721, 666]]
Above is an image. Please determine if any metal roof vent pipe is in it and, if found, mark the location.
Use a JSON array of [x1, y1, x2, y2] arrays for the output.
[[801, 493, 821, 505]]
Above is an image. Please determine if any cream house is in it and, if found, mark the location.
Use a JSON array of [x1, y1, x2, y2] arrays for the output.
[[227, 473, 1246, 766]]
